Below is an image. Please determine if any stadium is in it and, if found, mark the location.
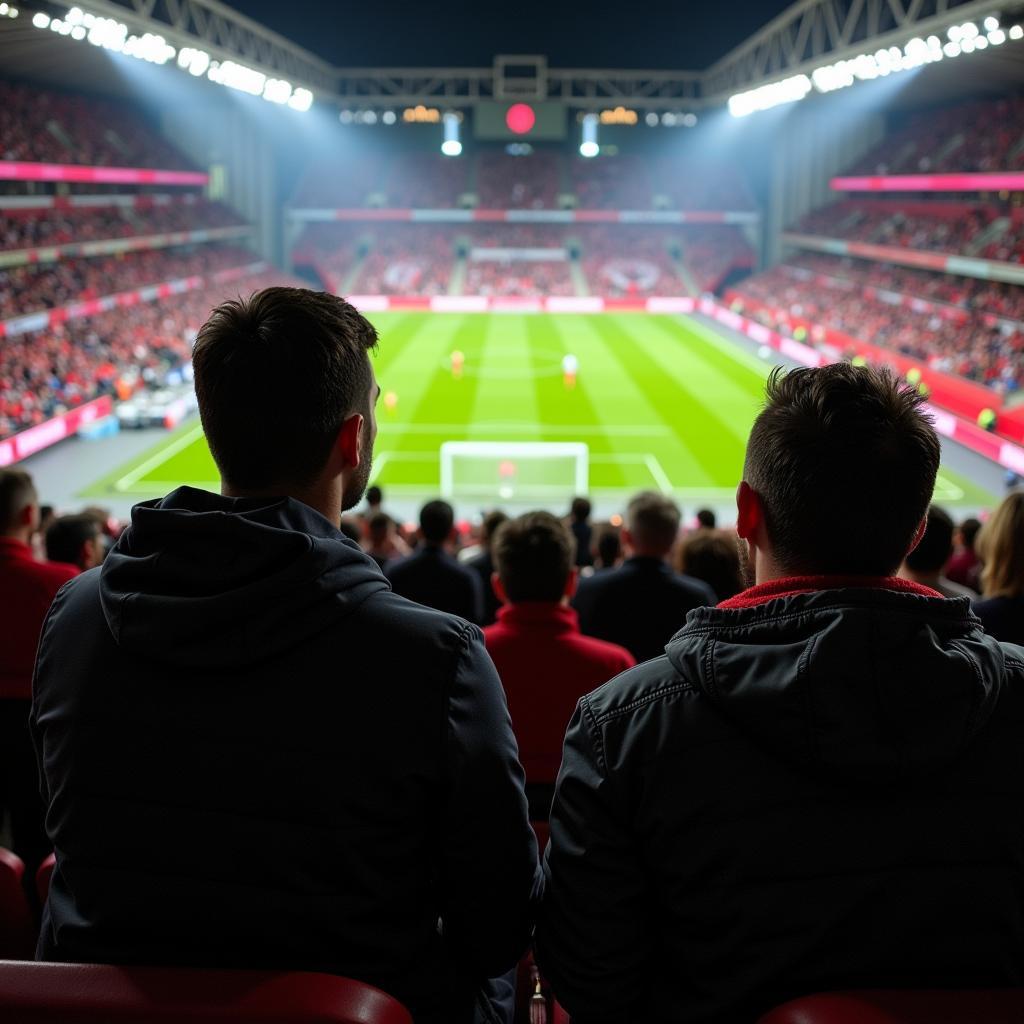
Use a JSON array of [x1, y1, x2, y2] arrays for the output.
[[2, 0, 1024, 1021]]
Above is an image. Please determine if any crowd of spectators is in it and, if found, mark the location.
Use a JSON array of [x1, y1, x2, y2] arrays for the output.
[[0, 199, 244, 252], [792, 201, 1011, 255], [0, 265, 294, 440], [852, 94, 1024, 174], [476, 149, 562, 209], [0, 80, 194, 170], [577, 226, 687, 297], [464, 259, 575, 297], [0, 244, 257, 320], [354, 227, 454, 295], [780, 253, 1024, 324], [6, 287, 1024, 1023], [733, 264, 1024, 392]]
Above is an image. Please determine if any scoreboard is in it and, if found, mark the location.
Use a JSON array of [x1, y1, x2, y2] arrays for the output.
[[473, 101, 567, 141]]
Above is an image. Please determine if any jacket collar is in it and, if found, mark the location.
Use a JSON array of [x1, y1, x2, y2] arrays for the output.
[[719, 575, 943, 609], [495, 602, 579, 633]]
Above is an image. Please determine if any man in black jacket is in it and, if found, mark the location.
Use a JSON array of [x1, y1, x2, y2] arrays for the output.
[[31, 288, 539, 1024], [538, 363, 1024, 1023], [572, 491, 715, 662], [386, 500, 484, 624]]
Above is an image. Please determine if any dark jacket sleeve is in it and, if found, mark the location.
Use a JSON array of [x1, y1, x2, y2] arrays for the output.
[[536, 696, 653, 1022], [441, 623, 541, 976]]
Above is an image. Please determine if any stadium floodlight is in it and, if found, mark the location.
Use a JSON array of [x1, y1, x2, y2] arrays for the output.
[[728, 73, 811, 116], [262, 78, 292, 105], [644, 111, 658, 127], [178, 47, 210, 77], [32, 10, 48, 25], [1011, 24, 1024, 39], [579, 112, 599, 157], [682, 112, 698, 127], [289, 88, 313, 111], [441, 111, 462, 156], [984, 15, 1000, 31], [382, 110, 397, 125]]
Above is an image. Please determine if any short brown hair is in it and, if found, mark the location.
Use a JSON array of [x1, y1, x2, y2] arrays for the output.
[[626, 492, 681, 556], [192, 287, 378, 490], [0, 467, 36, 533], [977, 492, 1024, 599], [676, 529, 744, 602], [493, 511, 575, 602], [744, 363, 939, 576]]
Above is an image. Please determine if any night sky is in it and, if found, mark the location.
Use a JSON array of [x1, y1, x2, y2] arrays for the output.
[[222, 0, 794, 70]]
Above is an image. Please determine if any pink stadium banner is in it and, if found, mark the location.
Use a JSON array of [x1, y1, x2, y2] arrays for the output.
[[0, 262, 267, 340], [288, 208, 760, 225], [0, 162, 208, 186], [0, 396, 114, 468], [832, 173, 1024, 193]]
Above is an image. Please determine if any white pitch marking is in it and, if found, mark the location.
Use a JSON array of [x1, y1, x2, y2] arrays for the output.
[[644, 454, 674, 494], [114, 423, 206, 492]]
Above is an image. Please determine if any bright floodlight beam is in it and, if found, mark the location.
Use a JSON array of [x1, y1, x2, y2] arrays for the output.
[[580, 112, 599, 157], [441, 111, 462, 156]]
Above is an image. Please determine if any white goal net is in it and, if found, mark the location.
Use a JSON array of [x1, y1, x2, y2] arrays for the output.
[[439, 441, 589, 501]]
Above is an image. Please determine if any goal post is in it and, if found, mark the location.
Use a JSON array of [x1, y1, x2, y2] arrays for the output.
[[439, 441, 589, 501]]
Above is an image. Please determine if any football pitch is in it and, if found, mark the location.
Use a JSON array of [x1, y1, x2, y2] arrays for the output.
[[82, 312, 995, 509]]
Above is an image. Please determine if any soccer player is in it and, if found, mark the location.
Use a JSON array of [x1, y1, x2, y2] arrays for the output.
[[450, 349, 465, 379], [562, 353, 578, 390]]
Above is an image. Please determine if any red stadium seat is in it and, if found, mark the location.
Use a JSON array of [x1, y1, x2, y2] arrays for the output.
[[0, 961, 412, 1023], [757, 990, 1024, 1024], [35, 853, 55, 909], [0, 848, 35, 960]]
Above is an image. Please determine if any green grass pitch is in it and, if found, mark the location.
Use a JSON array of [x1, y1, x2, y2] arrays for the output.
[[83, 312, 995, 509]]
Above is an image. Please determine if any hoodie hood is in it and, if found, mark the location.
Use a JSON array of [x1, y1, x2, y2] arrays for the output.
[[100, 486, 389, 669], [667, 587, 1007, 783]]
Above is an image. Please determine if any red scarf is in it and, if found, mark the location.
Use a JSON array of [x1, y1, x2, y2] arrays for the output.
[[719, 575, 943, 610]]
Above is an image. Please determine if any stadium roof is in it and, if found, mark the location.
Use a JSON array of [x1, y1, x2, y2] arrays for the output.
[[221, 0, 797, 72]]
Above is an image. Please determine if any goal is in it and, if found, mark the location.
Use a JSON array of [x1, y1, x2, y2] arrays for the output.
[[439, 441, 589, 502]]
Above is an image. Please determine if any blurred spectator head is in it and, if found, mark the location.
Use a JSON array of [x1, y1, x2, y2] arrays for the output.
[[593, 522, 622, 569], [676, 529, 743, 602], [366, 485, 383, 510], [624, 491, 681, 560], [977, 492, 1024, 599], [420, 499, 455, 545], [38, 504, 57, 537], [192, 287, 379, 508], [367, 511, 392, 546], [740, 364, 939, 578], [958, 516, 982, 551], [480, 510, 509, 551], [45, 514, 104, 571], [570, 497, 592, 523], [695, 508, 716, 530], [493, 511, 576, 604], [903, 506, 954, 575], [0, 467, 38, 540]]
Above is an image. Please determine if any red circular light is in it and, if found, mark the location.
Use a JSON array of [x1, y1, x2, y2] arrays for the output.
[[506, 103, 536, 134]]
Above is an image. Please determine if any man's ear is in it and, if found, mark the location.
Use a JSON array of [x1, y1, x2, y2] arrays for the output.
[[736, 481, 763, 541], [906, 515, 928, 556], [336, 413, 364, 469], [491, 572, 508, 606], [19, 503, 36, 528], [564, 567, 579, 601]]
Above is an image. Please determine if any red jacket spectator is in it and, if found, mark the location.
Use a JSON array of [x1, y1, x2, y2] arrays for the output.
[[485, 602, 634, 786], [0, 468, 77, 871]]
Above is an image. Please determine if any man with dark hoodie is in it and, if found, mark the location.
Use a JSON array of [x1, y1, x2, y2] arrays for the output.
[[31, 288, 540, 1024], [538, 363, 1024, 1023]]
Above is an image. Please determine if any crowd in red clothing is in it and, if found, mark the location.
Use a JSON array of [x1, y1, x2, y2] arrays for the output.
[[0, 199, 245, 252], [733, 264, 1024, 392], [0, 80, 194, 170], [0, 265, 298, 440], [0, 244, 258, 320], [851, 95, 1024, 174]]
